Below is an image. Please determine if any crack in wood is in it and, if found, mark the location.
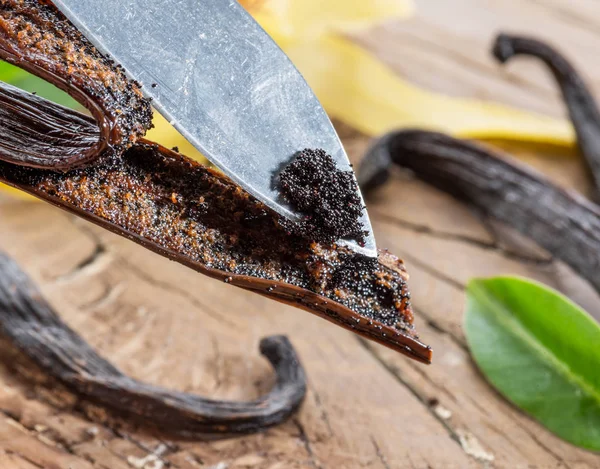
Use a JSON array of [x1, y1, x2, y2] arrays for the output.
[[515, 423, 573, 469], [370, 436, 392, 469], [464, 393, 493, 419], [293, 418, 323, 469], [403, 359, 461, 406], [126, 443, 170, 469], [0, 407, 105, 468], [414, 304, 470, 352], [312, 388, 334, 438], [110, 428, 177, 469], [396, 250, 465, 290], [478, 214, 555, 265], [209, 336, 224, 393], [373, 211, 553, 266], [466, 389, 572, 468], [79, 281, 125, 311], [52, 243, 110, 284], [356, 339, 473, 463], [118, 256, 242, 331], [3, 450, 45, 469], [102, 443, 142, 469]]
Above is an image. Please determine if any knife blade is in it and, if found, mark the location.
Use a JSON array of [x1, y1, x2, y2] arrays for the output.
[[51, 0, 377, 257]]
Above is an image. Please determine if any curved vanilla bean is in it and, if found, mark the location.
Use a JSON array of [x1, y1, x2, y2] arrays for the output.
[[358, 130, 600, 292], [493, 34, 600, 191], [0, 250, 306, 437]]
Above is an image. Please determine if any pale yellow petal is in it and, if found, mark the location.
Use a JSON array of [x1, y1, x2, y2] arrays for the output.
[[254, 0, 414, 39], [281, 35, 574, 145]]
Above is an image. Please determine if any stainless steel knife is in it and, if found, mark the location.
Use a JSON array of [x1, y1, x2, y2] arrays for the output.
[[52, 0, 377, 257]]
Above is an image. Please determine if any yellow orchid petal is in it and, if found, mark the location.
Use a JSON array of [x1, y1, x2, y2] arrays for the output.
[[145, 112, 207, 163], [280, 35, 574, 145], [253, 0, 414, 39]]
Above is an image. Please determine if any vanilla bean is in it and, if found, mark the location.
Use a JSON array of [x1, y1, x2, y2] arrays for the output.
[[493, 34, 600, 193], [0, 250, 306, 438], [358, 130, 600, 292]]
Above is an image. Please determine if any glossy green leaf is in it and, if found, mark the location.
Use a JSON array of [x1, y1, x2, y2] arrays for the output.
[[0, 60, 28, 83], [465, 276, 600, 451]]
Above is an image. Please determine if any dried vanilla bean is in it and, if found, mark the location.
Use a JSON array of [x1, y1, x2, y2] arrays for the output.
[[0, 250, 306, 438], [358, 130, 600, 293], [493, 34, 600, 193]]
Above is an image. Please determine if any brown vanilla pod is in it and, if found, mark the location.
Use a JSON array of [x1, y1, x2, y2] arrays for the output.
[[0, 250, 306, 438], [0, 0, 153, 169], [493, 34, 600, 193], [357, 130, 600, 293]]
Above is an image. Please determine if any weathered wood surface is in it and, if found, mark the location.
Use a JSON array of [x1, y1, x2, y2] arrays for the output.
[[1, 0, 600, 467]]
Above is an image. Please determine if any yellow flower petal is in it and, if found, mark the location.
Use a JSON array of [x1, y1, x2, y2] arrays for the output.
[[253, 0, 414, 39], [145, 111, 207, 163], [281, 35, 575, 145]]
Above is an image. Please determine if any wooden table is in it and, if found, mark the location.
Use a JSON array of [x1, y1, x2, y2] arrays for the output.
[[1, 0, 600, 467]]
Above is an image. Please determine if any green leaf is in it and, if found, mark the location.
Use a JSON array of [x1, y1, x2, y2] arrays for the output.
[[0, 60, 80, 109], [0, 60, 29, 83], [464, 276, 600, 452]]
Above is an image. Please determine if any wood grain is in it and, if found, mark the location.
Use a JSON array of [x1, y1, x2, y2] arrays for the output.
[[1, 0, 600, 467]]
